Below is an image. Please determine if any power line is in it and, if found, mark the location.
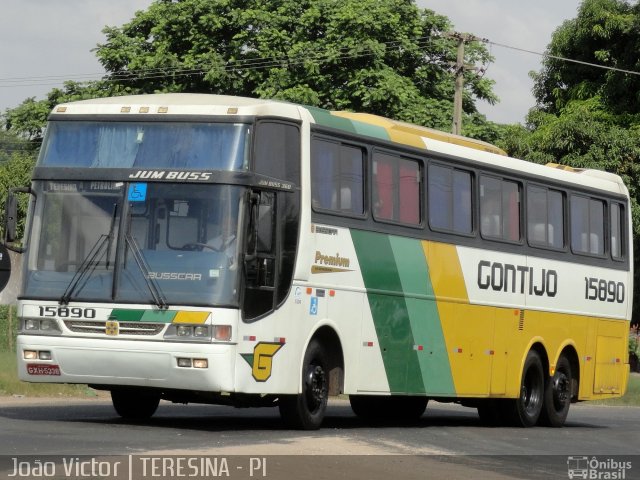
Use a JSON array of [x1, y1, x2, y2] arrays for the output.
[[486, 40, 640, 78], [0, 35, 638, 97]]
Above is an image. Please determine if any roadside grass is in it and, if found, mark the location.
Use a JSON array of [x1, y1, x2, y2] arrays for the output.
[[588, 373, 640, 406], [0, 350, 95, 398]]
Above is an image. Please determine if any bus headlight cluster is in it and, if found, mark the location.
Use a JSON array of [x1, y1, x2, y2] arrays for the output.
[[20, 318, 62, 335], [164, 324, 232, 342]]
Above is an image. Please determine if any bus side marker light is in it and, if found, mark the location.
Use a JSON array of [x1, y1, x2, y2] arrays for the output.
[[243, 335, 256, 342], [414, 345, 424, 351], [306, 288, 313, 295], [274, 337, 286, 344], [584, 356, 592, 362], [363, 341, 374, 347], [329, 290, 335, 297], [213, 325, 232, 341], [454, 348, 463, 353]]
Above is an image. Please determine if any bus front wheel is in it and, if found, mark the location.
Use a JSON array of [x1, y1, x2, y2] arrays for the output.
[[507, 350, 544, 427], [539, 354, 572, 427], [111, 389, 160, 420], [279, 340, 328, 430]]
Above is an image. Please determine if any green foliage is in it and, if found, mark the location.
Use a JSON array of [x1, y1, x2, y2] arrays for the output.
[[0, 305, 17, 352], [532, 0, 640, 117], [0, 150, 36, 237], [3, 81, 133, 142]]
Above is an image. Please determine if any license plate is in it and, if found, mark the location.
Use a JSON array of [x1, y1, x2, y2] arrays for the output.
[[26, 364, 61, 376]]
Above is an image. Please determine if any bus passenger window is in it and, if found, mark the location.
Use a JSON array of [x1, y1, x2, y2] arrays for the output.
[[570, 195, 604, 256], [611, 203, 624, 260], [373, 153, 420, 225], [480, 176, 520, 242], [311, 138, 364, 216], [428, 164, 471, 234], [527, 185, 564, 249]]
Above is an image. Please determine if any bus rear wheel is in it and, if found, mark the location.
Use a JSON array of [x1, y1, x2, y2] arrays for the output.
[[111, 389, 160, 420], [279, 340, 328, 430], [507, 350, 544, 427], [539, 354, 572, 427]]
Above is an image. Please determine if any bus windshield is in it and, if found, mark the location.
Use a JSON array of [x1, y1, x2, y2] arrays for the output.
[[24, 181, 245, 307], [39, 121, 251, 170]]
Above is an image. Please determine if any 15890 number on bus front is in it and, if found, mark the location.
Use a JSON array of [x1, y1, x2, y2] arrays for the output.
[[584, 277, 625, 303], [38, 306, 97, 318]]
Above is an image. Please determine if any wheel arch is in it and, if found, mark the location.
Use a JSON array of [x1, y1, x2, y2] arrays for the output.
[[555, 343, 581, 402], [522, 339, 549, 380], [306, 324, 345, 396]]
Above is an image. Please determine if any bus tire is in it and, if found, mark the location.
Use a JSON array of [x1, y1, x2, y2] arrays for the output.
[[111, 389, 160, 420], [539, 354, 572, 427], [279, 339, 328, 430], [507, 350, 544, 427]]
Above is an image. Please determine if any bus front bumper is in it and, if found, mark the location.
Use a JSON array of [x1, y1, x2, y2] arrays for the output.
[[16, 335, 236, 392]]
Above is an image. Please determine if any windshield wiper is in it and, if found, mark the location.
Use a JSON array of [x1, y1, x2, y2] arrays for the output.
[[125, 233, 168, 309], [60, 204, 118, 305]]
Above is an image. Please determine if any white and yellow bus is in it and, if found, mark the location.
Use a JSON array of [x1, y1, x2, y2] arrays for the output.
[[4, 94, 632, 429]]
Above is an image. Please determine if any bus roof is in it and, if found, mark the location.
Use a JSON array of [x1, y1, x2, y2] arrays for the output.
[[52, 93, 628, 197]]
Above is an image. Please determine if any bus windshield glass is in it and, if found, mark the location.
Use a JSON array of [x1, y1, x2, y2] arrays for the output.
[[24, 181, 245, 307], [38, 121, 251, 170]]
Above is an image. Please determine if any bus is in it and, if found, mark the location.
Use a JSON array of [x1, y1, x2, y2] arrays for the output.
[[2, 93, 631, 430]]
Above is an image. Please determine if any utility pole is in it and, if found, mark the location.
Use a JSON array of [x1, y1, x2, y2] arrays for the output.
[[452, 34, 466, 136], [447, 32, 485, 136]]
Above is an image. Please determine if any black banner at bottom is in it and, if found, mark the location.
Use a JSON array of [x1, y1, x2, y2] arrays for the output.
[[0, 455, 637, 480]]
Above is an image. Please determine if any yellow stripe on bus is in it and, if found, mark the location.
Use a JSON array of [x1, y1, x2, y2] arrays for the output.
[[173, 311, 210, 324]]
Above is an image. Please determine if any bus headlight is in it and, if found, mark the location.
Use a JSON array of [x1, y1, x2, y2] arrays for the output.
[[165, 324, 211, 342], [20, 318, 62, 335], [176, 325, 192, 337], [164, 324, 231, 342]]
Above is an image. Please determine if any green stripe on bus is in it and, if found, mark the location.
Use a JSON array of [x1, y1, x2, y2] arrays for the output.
[[109, 309, 176, 323], [349, 121, 390, 142], [140, 310, 176, 323], [306, 107, 390, 142], [109, 309, 145, 322], [306, 107, 358, 133], [350, 230, 425, 394], [388, 237, 455, 395]]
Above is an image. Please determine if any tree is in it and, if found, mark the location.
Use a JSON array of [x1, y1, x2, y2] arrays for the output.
[[4, 1, 499, 141], [532, 0, 640, 121], [94, 0, 496, 129]]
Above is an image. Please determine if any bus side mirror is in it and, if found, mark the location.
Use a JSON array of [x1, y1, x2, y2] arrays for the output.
[[3, 186, 31, 253], [0, 244, 11, 293]]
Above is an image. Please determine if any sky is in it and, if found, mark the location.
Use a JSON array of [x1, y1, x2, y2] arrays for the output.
[[0, 0, 583, 125]]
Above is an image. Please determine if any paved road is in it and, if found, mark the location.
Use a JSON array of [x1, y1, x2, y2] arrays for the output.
[[0, 397, 638, 479]]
